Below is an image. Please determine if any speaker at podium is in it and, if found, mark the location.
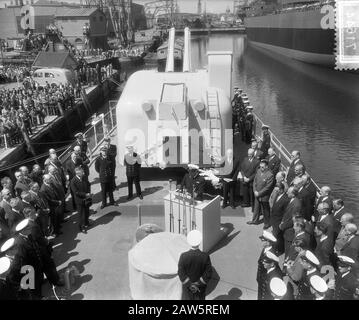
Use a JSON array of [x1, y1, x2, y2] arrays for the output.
[[164, 190, 226, 252]]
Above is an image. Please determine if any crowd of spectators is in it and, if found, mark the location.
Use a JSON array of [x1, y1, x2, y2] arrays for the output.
[[0, 81, 75, 147], [0, 65, 32, 84]]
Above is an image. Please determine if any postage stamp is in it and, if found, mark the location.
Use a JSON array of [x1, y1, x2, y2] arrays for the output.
[[335, 0, 359, 70]]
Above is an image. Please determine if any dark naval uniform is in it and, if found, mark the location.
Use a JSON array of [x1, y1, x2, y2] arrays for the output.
[[124, 152, 142, 199], [260, 131, 271, 158], [334, 271, 358, 300], [296, 268, 321, 300], [257, 246, 278, 300], [178, 248, 212, 300], [70, 175, 91, 230], [261, 266, 283, 300], [95, 154, 115, 206], [181, 171, 206, 201], [107, 144, 117, 189]]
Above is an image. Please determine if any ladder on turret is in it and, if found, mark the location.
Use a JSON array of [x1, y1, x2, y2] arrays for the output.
[[206, 88, 222, 164]]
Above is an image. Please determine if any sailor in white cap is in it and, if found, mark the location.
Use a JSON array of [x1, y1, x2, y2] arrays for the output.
[[124, 142, 143, 201], [180, 164, 205, 201], [270, 277, 287, 300], [258, 250, 283, 300], [0, 256, 17, 300], [296, 250, 321, 300], [260, 124, 271, 158], [333, 255, 358, 300], [257, 230, 278, 299], [178, 230, 212, 300], [309, 275, 328, 300]]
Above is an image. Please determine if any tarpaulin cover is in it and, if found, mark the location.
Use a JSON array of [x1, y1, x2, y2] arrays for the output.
[[128, 232, 190, 300]]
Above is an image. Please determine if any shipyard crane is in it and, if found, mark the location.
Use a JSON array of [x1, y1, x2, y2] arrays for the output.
[[144, 0, 177, 28], [80, 0, 134, 47]]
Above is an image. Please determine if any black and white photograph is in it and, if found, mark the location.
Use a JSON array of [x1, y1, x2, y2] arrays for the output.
[[0, 0, 358, 306]]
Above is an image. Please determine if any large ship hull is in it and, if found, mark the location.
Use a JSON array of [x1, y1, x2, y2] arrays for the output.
[[244, 8, 335, 67]]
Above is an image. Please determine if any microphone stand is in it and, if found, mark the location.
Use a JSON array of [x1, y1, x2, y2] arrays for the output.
[[169, 179, 174, 232], [178, 187, 183, 234], [182, 187, 187, 236]]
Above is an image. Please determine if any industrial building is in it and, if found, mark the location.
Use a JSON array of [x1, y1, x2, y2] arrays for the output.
[[0, 0, 147, 50]]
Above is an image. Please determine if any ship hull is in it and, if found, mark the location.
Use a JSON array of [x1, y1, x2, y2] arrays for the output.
[[244, 8, 336, 67]]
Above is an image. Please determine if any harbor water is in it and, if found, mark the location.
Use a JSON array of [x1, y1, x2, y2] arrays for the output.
[[190, 34, 359, 217]]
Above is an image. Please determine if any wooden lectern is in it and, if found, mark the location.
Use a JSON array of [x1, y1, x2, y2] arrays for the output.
[[163, 192, 223, 252]]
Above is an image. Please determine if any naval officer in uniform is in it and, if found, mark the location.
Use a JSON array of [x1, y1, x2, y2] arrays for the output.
[[178, 230, 212, 300]]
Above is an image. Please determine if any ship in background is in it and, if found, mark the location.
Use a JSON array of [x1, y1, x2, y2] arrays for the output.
[[243, 0, 336, 67]]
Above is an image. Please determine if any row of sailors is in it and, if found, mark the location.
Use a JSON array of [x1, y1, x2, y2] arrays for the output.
[[257, 230, 359, 300]]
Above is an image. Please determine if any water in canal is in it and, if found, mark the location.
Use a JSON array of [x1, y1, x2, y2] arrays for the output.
[[190, 33, 359, 217]]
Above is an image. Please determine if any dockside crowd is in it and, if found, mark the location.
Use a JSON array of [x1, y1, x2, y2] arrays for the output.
[[0, 82, 75, 148], [229, 87, 359, 300], [0, 65, 32, 84]]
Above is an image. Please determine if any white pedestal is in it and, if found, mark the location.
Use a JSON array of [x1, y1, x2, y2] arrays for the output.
[[164, 192, 222, 252]]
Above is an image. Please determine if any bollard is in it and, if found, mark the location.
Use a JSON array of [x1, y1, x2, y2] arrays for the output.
[[63, 265, 80, 291]]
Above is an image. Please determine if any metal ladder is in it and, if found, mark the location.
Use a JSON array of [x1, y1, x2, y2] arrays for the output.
[[206, 89, 222, 163]]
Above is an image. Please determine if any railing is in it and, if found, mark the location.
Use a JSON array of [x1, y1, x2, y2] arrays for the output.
[[253, 113, 321, 192], [58, 101, 117, 164]]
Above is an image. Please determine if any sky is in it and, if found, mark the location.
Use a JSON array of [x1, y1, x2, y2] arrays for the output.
[[0, 0, 241, 13]]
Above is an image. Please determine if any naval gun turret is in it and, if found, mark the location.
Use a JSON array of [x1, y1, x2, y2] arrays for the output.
[[116, 27, 233, 170]]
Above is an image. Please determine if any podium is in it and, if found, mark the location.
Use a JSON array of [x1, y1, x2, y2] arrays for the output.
[[163, 192, 223, 252]]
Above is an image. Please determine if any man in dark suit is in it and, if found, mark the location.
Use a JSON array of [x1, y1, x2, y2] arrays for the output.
[[29, 182, 50, 236], [279, 187, 302, 257], [124, 144, 143, 201], [74, 132, 88, 157], [315, 186, 333, 220], [14, 170, 30, 198], [260, 125, 271, 158], [270, 182, 289, 254], [180, 164, 206, 201], [267, 148, 281, 178], [70, 166, 91, 233], [217, 149, 240, 209], [0, 189, 13, 220], [338, 223, 359, 262], [29, 164, 44, 187], [286, 150, 305, 185], [315, 202, 335, 243], [104, 137, 117, 189], [286, 218, 311, 262], [314, 222, 335, 267], [7, 198, 25, 231], [48, 165, 66, 222], [95, 146, 115, 208], [239, 148, 259, 208], [251, 140, 264, 160], [0, 207, 10, 241], [178, 230, 212, 300], [66, 152, 83, 210], [332, 199, 345, 240], [250, 159, 274, 228], [40, 174, 62, 237], [295, 174, 315, 222]]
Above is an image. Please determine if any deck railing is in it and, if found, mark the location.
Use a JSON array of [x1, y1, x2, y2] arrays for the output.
[[58, 101, 117, 164], [253, 113, 321, 192]]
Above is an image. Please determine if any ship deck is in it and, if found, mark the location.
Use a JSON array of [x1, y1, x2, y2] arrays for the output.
[[43, 132, 264, 300]]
